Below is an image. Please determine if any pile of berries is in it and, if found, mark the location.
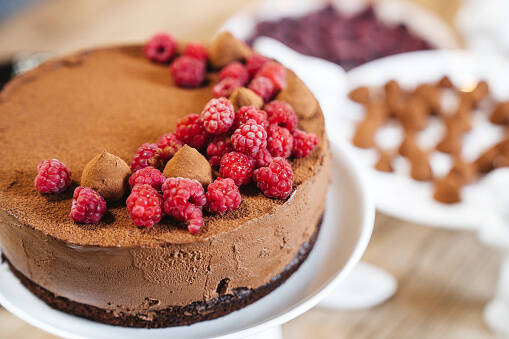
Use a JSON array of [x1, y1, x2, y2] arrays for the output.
[[122, 94, 317, 233], [34, 33, 319, 235]]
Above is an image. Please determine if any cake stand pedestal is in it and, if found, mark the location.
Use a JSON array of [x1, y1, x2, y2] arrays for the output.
[[243, 261, 397, 339], [477, 169, 509, 337], [483, 258, 509, 337]]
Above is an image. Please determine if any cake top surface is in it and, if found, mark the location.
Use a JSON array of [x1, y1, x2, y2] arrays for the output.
[[0, 45, 326, 247]]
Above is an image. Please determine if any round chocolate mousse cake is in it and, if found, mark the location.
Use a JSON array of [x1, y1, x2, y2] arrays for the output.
[[0, 32, 330, 328]]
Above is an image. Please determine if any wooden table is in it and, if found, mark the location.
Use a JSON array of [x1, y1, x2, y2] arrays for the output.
[[0, 1, 500, 338]]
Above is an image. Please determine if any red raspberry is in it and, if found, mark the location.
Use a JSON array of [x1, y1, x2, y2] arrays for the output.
[[247, 53, 269, 77], [183, 42, 208, 62], [70, 187, 107, 224], [257, 61, 286, 90], [128, 166, 166, 190], [183, 204, 204, 234], [219, 61, 249, 85], [231, 119, 267, 157], [248, 76, 276, 102], [175, 113, 209, 149], [126, 184, 163, 228], [34, 159, 72, 194], [206, 135, 233, 167], [254, 157, 293, 199], [293, 129, 319, 158], [206, 177, 241, 215], [267, 125, 294, 158], [161, 177, 206, 221], [144, 33, 177, 63], [212, 77, 242, 98], [201, 97, 235, 135], [234, 106, 268, 129], [220, 152, 254, 186], [253, 148, 272, 168], [156, 133, 183, 161], [264, 100, 293, 117], [170, 55, 206, 88], [130, 143, 158, 172], [265, 100, 297, 132]]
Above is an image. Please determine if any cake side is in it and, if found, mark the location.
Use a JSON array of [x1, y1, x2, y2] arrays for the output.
[[4, 215, 321, 327]]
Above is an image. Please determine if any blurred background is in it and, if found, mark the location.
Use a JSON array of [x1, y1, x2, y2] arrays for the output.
[[0, 0, 507, 338]]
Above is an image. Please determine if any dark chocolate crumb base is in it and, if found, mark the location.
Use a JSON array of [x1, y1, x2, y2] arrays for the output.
[[4, 215, 322, 328]]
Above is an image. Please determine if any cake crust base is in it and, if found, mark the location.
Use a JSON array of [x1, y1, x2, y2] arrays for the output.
[[3, 216, 322, 328]]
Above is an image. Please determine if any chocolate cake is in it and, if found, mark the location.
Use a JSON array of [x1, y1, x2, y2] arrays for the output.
[[0, 34, 330, 327]]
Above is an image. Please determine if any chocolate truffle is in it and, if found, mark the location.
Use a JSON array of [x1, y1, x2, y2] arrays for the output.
[[229, 87, 263, 111], [276, 71, 318, 119], [208, 32, 251, 69], [80, 151, 131, 202], [163, 145, 212, 186]]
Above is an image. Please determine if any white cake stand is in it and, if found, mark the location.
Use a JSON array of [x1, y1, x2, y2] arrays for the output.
[[0, 141, 375, 339]]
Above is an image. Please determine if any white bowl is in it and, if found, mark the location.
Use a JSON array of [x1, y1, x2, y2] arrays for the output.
[[0, 141, 374, 339], [219, 0, 459, 52]]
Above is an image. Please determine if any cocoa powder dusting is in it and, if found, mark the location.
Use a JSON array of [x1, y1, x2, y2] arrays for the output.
[[0, 46, 327, 247]]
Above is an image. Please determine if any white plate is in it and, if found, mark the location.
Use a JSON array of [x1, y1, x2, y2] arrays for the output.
[[247, 37, 508, 230], [220, 0, 459, 51], [0, 141, 374, 339], [339, 50, 509, 229]]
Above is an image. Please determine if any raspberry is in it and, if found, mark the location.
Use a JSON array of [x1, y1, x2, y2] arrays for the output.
[[130, 143, 158, 172], [257, 61, 287, 90], [34, 159, 72, 194], [254, 157, 293, 199], [267, 125, 294, 158], [246, 53, 269, 77], [206, 178, 241, 215], [220, 152, 254, 186], [156, 133, 183, 161], [206, 135, 233, 167], [161, 177, 206, 221], [183, 42, 208, 62], [234, 106, 268, 129], [126, 184, 163, 228], [248, 76, 275, 102], [265, 100, 297, 132], [144, 33, 177, 63], [128, 166, 166, 190], [264, 100, 293, 117], [175, 113, 209, 149], [183, 204, 204, 234], [170, 55, 206, 88], [293, 129, 319, 158], [212, 77, 242, 98], [253, 148, 272, 168], [219, 61, 249, 85], [70, 187, 107, 224], [201, 97, 235, 135], [231, 119, 267, 157]]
